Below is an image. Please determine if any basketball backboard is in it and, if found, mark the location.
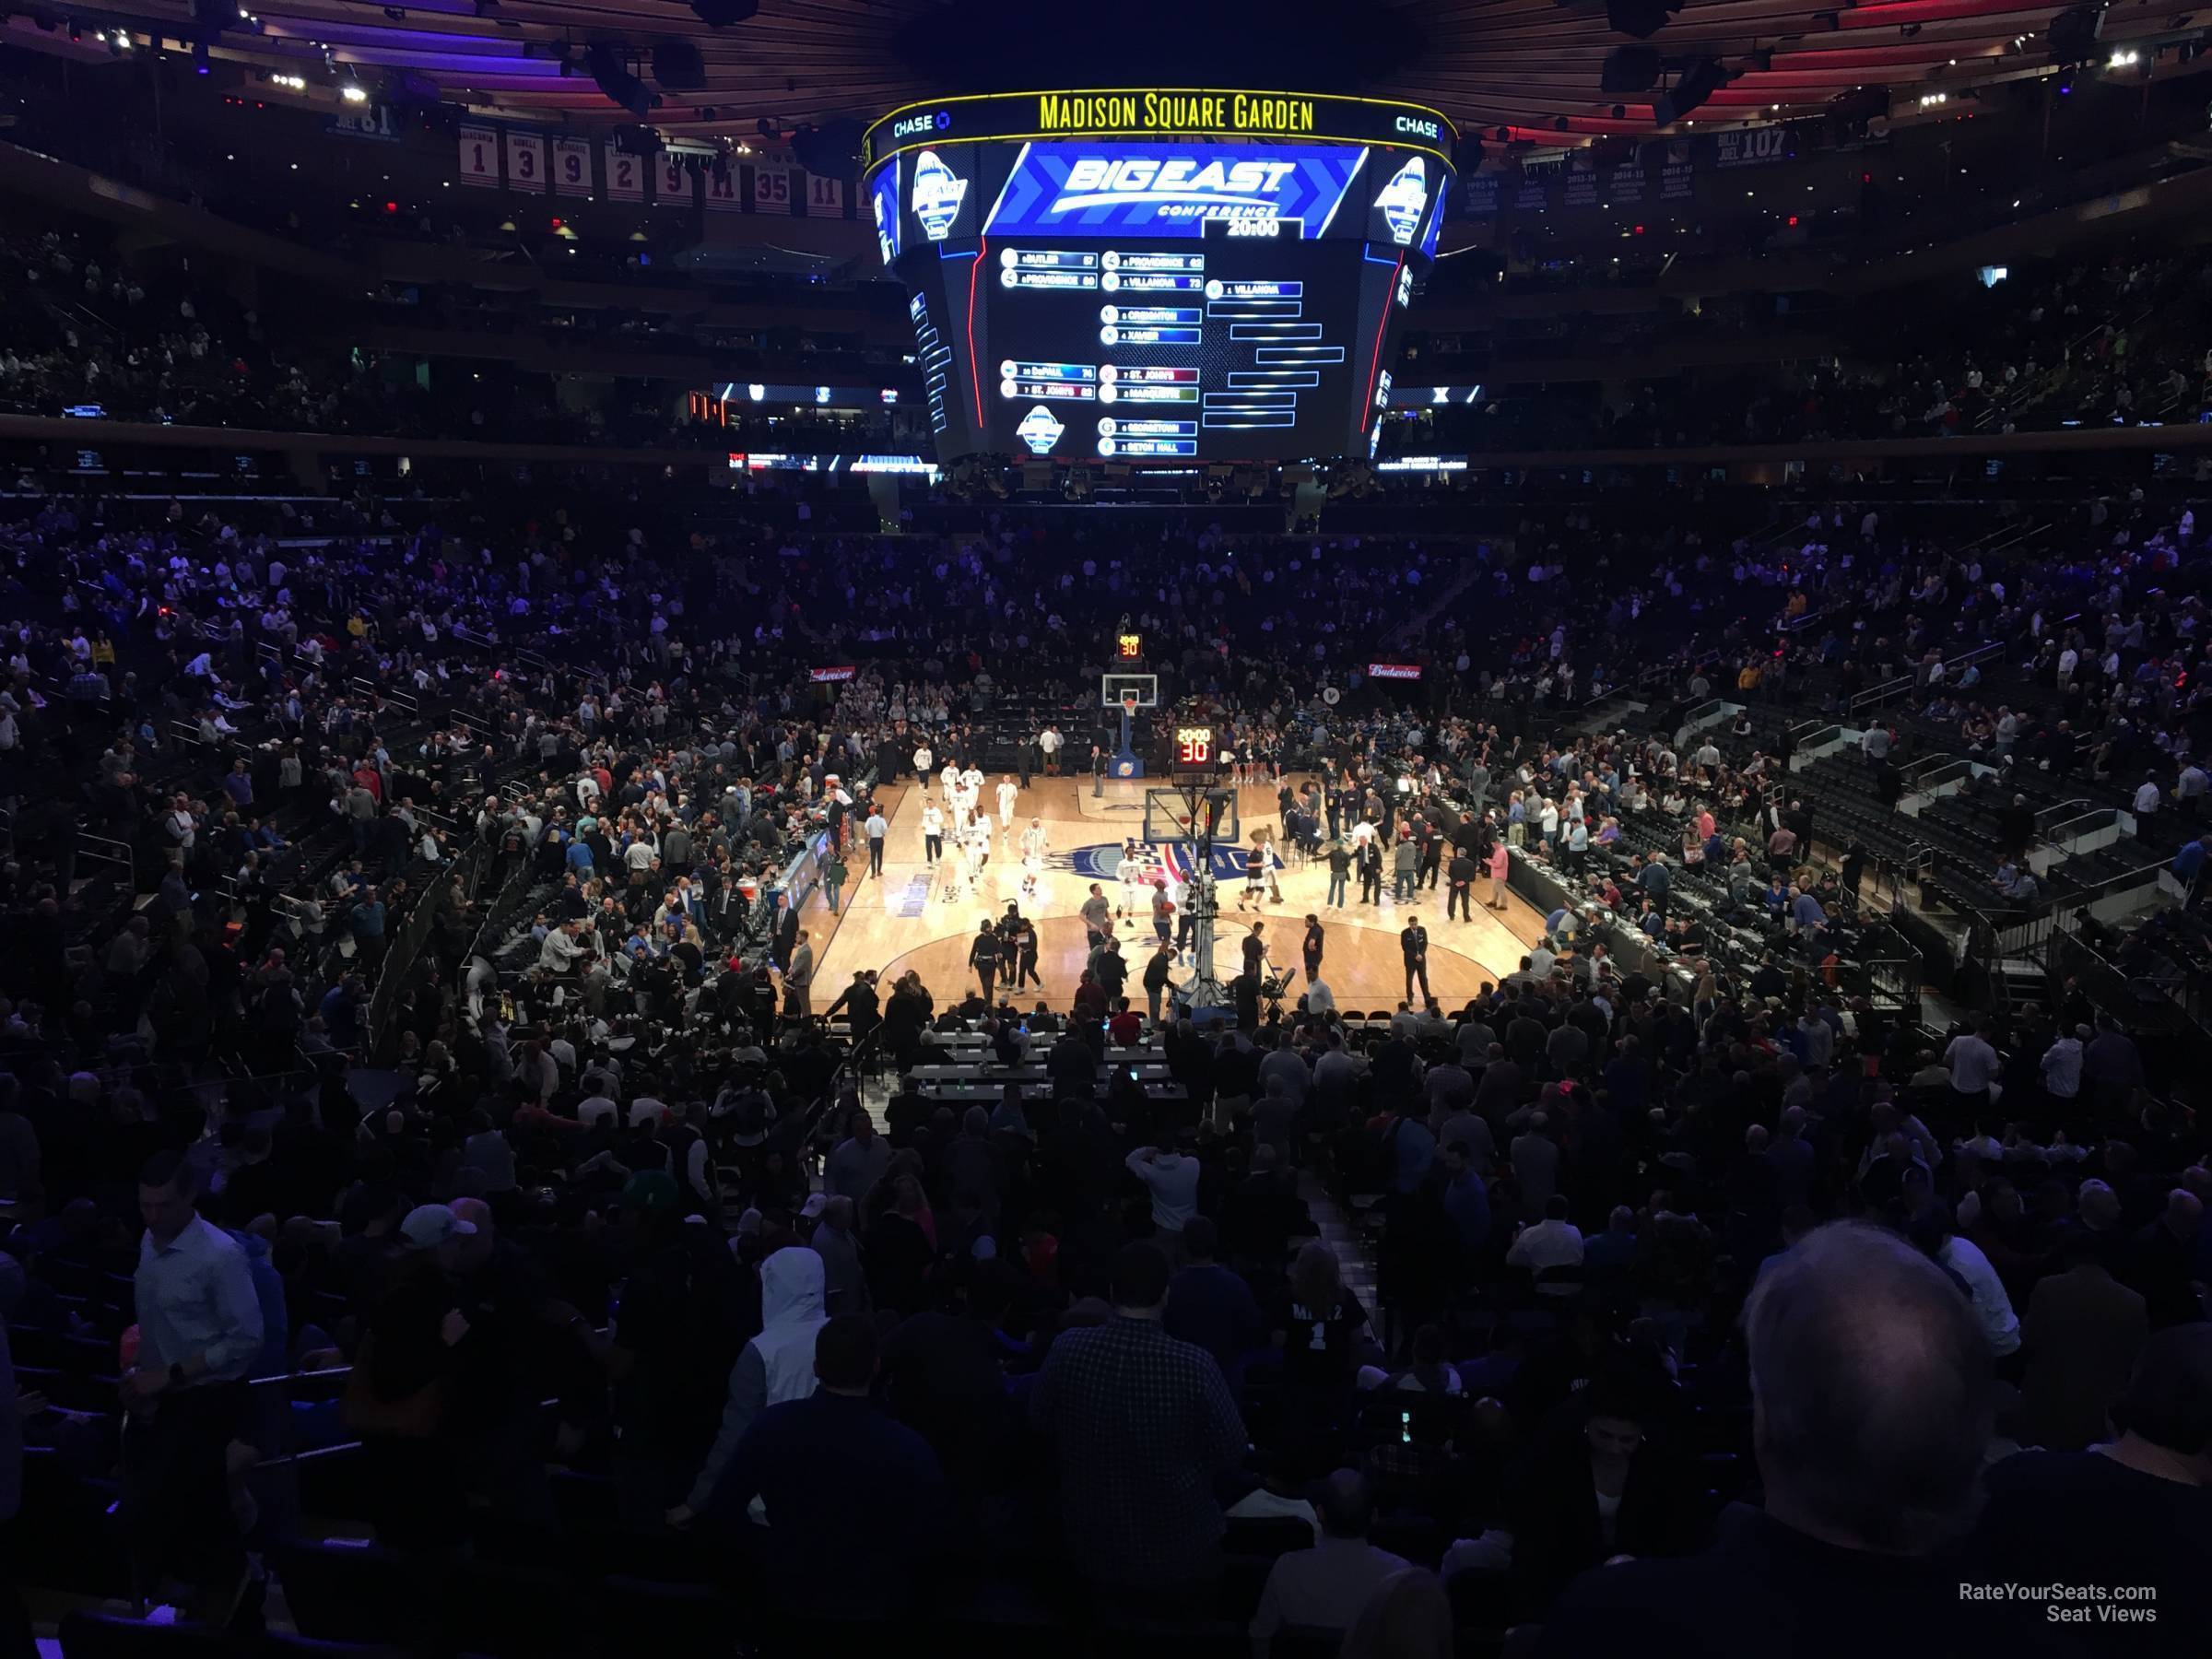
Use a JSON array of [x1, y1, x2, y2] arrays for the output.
[[1100, 672, 1159, 709]]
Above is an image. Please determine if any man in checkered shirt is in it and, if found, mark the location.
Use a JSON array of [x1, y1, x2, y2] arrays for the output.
[[1030, 1241, 1247, 1599]]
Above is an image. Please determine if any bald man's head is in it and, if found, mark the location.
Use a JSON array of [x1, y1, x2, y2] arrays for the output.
[[1746, 1220, 1991, 1556], [1317, 1468, 1375, 1540]]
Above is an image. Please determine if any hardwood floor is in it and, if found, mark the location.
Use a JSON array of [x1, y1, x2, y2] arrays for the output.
[[807, 777, 1544, 1012]]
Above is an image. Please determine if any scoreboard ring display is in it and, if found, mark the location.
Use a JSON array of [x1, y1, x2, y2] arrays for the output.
[[864, 88, 1456, 465]]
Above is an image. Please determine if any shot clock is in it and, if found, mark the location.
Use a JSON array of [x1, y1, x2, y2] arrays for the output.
[[1174, 724, 1217, 775]]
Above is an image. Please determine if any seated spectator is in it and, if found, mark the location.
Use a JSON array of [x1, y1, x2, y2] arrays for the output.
[[1250, 1468, 1412, 1654]]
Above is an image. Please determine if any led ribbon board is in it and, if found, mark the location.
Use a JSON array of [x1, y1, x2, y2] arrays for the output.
[[863, 88, 1455, 169]]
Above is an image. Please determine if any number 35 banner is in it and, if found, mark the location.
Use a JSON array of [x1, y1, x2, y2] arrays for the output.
[[751, 166, 794, 214]]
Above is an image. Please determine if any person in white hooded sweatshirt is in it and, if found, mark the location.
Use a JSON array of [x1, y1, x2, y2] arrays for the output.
[[670, 1247, 827, 1524]]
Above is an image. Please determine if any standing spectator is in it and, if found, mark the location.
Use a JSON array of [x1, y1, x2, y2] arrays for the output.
[[781, 929, 814, 1019], [1943, 1017, 2001, 1112], [1030, 1242, 1245, 1606], [865, 804, 888, 875], [123, 1152, 265, 1623], [2019, 1229, 2149, 1451], [1401, 915, 1431, 1005], [1162, 1216, 1266, 1380], [706, 1314, 948, 1617], [669, 1247, 828, 1527], [1126, 1145, 1201, 1259], [969, 919, 1001, 1003]]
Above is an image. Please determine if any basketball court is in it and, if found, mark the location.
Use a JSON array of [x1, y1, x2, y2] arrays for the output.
[[807, 770, 1544, 1012]]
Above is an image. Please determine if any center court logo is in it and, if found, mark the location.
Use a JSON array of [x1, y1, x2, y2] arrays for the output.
[[911, 149, 968, 241], [1064, 843, 1250, 882]]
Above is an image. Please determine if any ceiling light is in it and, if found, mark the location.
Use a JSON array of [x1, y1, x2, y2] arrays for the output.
[[341, 83, 368, 103]]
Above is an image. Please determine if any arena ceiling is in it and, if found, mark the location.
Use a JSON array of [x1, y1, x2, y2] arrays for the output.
[[6, 0, 2205, 146]]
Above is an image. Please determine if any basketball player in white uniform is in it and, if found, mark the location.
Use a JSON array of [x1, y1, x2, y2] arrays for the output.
[[961, 816, 992, 893], [960, 764, 986, 836], [1018, 817, 1049, 901], [941, 761, 963, 830], [1114, 840, 1150, 922], [995, 774, 1019, 839], [913, 740, 934, 781]]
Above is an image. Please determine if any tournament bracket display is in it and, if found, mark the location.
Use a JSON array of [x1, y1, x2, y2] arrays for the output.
[[863, 89, 1455, 465]]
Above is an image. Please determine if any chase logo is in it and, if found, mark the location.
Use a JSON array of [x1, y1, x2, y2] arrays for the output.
[[893, 110, 951, 139], [1375, 157, 1428, 246], [1015, 404, 1065, 454], [1395, 116, 1441, 141], [1051, 155, 1299, 218], [911, 149, 969, 241]]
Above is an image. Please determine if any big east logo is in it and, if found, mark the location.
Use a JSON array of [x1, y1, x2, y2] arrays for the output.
[[1052, 155, 1300, 219]]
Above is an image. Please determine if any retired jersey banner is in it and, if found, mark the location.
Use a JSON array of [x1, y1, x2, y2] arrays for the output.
[[751, 165, 796, 214], [457, 125, 500, 188], [607, 148, 644, 202], [553, 137, 594, 198], [804, 173, 844, 216], [705, 165, 741, 211], [504, 132, 547, 194], [654, 155, 694, 209]]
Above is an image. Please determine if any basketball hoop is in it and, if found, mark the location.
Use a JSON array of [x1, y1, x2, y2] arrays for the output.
[[1121, 694, 1139, 721]]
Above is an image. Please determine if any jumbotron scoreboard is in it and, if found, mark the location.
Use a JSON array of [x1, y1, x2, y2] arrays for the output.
[[861, 88, 1455, 465]]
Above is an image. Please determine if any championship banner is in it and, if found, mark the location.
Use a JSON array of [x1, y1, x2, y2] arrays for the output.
[[457, 125, 500, 188], [607, 149, 644, 202], [504, 132, 547, 194], [553, 137, 594, 198]]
